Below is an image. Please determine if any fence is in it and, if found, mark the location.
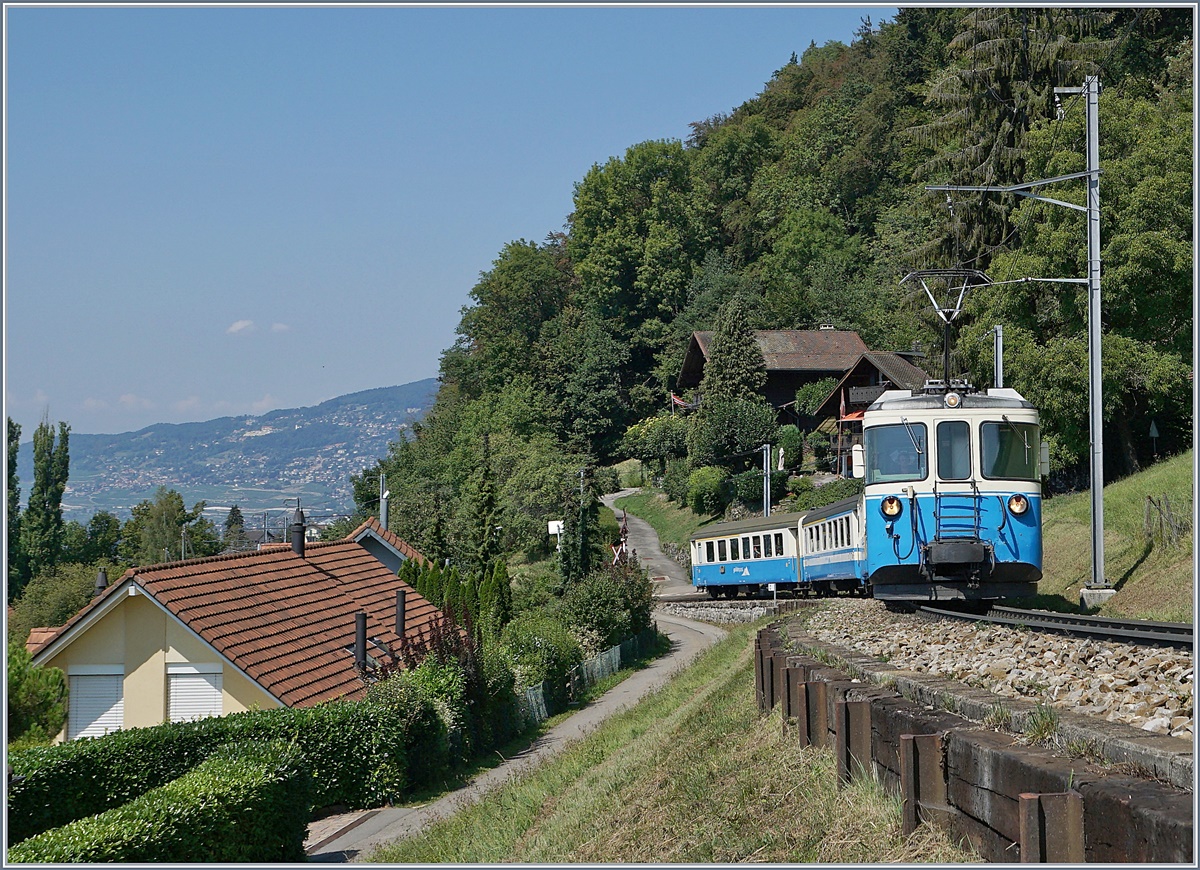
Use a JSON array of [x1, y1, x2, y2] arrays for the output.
[[520, 624, 660, 726]]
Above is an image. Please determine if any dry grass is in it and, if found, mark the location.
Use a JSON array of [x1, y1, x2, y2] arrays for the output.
[[368, 622, 979, 864], [1040, 450, 1193, 621]]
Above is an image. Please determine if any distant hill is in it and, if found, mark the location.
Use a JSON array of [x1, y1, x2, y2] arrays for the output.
[[15, 379, 439, 523]]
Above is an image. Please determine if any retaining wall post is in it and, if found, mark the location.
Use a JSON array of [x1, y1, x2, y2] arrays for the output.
[[835, 698, 873, 785], [1019, 791, 1084, 863], [900, 733, 950, 835]]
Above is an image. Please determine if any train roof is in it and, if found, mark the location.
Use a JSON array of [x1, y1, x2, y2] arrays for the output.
[[869, 380, 1033, 412], [689, 511, 804, 541]]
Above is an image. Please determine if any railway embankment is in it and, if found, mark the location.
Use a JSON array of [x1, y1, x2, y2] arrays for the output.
[[757, 614, 1193, 862]]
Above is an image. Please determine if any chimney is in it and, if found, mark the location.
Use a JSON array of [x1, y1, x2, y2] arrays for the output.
[[395, 588, 407, 641], [94, 567, 108, 598], [380, 490, 390, 532], [355, 611, 367, 672], [290, 505, 306, 557]]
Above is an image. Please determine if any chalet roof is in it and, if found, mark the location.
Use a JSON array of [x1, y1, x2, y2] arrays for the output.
[[28, 520, 438, 708], [860, 352, 929, 392], [678, 330, 868, 388], [815, 352, 931, 420]]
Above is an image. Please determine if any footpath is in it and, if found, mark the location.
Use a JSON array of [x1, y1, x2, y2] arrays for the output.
[[305, 489, 719, 862]]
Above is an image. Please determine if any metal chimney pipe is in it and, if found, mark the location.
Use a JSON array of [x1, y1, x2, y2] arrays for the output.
[[94, 567, 108, 598], [355, 612, 367, 671], [290, 505, 306, 557], [380, 489, 390, 532], [395, 588, 406, 641]]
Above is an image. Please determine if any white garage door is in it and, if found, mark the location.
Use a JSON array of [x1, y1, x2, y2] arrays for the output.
[[68, 673, 124, 740], [167, 665, 222, 722]]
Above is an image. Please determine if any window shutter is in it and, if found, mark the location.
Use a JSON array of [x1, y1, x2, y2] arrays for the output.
[[68, 674, 124, 740], [168, 672, 222, 722]]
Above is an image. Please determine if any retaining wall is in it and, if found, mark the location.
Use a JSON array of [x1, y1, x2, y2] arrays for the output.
[[755, 622, 1193, 863]]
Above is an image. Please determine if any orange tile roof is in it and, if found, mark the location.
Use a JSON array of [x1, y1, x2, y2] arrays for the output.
[[28, 521, 440, 708]]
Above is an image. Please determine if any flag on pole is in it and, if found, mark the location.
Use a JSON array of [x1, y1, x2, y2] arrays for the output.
[[671, 392, 690, 408]]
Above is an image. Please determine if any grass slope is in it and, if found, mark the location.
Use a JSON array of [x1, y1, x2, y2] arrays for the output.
[[368, 621, 977, 864], [1038, 450, 1194, 622]]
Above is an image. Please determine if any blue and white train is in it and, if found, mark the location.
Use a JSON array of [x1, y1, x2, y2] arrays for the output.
[[690, 380, 1048, 603]]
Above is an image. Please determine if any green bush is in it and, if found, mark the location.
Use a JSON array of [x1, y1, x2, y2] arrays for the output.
[[776, 424, 804, 471], [7, 641, 67, 748], [662, 457, 691, 504], [559, 560, 654, 650], [499, 612, 583, 714], [9, 740, 310, 863], [792, 476, 864, 511], [8, 695, 443, 844], [687, 465, 731, 515], [593, 465, 621, 495], [729, 470, 789, 509]]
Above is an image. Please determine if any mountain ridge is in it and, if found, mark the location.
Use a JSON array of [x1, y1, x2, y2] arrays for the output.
[[15, 379, 439, 523]]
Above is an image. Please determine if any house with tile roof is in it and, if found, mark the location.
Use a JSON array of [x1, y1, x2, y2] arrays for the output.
[[676, 329, 870, 414], [27, 515, 438, 742]]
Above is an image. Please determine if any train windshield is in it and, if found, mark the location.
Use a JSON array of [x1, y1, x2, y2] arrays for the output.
[[863, 423, 927, 484], [981, 420, 1040, 480]]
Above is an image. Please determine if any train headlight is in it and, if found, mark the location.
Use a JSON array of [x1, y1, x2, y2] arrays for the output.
[[1007, 494, 1030, 516], [945, 392, 962, 409], [880, 495, 903, 518]]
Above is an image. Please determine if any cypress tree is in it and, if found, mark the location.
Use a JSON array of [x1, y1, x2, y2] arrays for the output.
[[19, 418, 69, 592], [7, 418, 23, 599]]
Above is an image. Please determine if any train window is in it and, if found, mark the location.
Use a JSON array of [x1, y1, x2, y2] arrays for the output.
[[981, 421, 1040, 481], [742, 537, 751, 558], [937, 421, 972, 480], [763, 535, 772, 557], [706, 541, 715, 563], [752, 536, 762, 559], [864, 423, 927, 484], [730, 538, 740, 560], [718, 539, 727, 561], [775, 532, 784, 555]]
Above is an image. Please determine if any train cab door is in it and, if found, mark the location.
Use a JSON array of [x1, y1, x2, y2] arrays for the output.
[[932, 419, 982, 543]]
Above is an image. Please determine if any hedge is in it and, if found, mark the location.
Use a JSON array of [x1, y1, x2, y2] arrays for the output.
[[8, 740, 310, 863], [7, 696, 444, 844]]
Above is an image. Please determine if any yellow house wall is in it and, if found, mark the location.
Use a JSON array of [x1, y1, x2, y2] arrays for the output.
[[42, 587, 281, 739]]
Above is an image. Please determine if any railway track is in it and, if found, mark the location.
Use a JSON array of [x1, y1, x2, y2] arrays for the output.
[[917, 603, 1195, 649]]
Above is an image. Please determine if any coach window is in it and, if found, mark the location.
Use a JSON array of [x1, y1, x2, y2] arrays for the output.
[[742, 537, 751, 559], [763, 535, 772, 558], [706, 541, 715, 563], [775, 532, 784, 555], [937, 421, 972, 480], [752, 536, 762, 559], [717, 539, 727, 561], [730, 538, 739, 560]]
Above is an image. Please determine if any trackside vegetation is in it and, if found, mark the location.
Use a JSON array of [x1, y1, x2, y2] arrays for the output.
[[367, 621, 979, 864]]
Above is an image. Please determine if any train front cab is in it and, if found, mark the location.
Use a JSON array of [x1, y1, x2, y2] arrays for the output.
[[855, 385, 1045, 602]]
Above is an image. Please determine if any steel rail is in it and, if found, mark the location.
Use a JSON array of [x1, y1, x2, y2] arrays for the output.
[[916, 604, 1195, 649]]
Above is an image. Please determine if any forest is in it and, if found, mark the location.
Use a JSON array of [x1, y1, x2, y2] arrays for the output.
[[345, 8, 1191, 577]]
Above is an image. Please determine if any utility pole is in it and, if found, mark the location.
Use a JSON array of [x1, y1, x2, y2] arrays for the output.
[[761, 443, 771, 517], [993, 325, 1004, 389], [927, 76, 1110, 606]]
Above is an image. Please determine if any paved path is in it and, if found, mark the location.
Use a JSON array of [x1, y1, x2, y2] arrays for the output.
[[601, 488, 706, 601], [305, 489, 719, 862], [305, 611, 725, 862]]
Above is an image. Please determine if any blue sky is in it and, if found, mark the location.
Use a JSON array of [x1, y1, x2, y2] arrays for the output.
[[5, 4, 896, 437]]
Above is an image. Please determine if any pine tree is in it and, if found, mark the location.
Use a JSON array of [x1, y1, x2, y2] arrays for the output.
[[699, 295, 767, 405], [223, 504, 247, 552]]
